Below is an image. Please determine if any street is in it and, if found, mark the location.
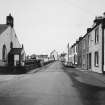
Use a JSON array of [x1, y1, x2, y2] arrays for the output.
[[0, 61, 105, 105]]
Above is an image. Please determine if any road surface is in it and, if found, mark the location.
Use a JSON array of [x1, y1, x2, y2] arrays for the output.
[[0, 61, 105, 105]]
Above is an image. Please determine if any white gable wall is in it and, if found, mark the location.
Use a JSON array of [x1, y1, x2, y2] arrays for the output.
[[11, 28, 21, 48], [0, 26, 22, 66]]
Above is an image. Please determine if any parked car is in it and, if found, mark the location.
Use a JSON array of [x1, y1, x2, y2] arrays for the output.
[[64, 61, 73, 67]]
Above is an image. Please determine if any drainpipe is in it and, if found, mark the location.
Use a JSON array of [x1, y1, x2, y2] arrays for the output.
[[67, 43, 69, 62], [102, 18, 105, 73]]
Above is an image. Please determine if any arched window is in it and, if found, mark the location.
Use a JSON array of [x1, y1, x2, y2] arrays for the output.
[[2, 44, 7, 61], [10, 41, 13, 48]]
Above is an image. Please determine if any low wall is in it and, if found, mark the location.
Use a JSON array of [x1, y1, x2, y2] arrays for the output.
[[0, 60, 55, 74]]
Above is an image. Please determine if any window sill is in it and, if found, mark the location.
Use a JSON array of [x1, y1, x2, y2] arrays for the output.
[[95, 65, 99, 67]]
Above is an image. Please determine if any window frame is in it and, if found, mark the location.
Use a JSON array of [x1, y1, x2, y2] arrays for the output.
[[95, 27, 99, 44], [94, 51, 99, 67]]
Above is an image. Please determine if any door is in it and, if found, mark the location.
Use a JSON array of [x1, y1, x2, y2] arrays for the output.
[[87, 54, 88, 69], [8, 53, 14, 66], [89, 53, 91, 69]]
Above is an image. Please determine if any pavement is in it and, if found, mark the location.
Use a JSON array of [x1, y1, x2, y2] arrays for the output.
[[72, 67, 105, 88]]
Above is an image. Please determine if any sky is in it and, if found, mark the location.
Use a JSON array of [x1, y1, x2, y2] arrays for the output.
[[0, 0, 105, 55]]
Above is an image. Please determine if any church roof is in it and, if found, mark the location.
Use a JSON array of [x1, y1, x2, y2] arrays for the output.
[[0, 24, 8, 35]]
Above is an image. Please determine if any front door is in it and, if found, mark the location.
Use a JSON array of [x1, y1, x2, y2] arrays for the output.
[[8, 53, 14, 66]]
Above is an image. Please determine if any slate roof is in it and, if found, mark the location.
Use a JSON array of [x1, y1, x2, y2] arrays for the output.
[[0, 24, 8, 35]]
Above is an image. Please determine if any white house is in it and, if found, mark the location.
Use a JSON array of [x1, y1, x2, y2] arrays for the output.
[[69, 43, 78, 66], [87, 17, 103, 73], [50, 50, 58, 60], [0, 14, 25, 66]]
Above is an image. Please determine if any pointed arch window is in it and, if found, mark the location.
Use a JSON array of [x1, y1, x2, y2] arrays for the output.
[[2, 44, 7, 61], [10, 41, 13, 48]]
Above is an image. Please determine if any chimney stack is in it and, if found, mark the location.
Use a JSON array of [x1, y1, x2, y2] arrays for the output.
[[6, 13, 14, 27]]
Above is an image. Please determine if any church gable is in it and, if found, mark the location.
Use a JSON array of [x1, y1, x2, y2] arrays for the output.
[[0, 14, 25, 67]]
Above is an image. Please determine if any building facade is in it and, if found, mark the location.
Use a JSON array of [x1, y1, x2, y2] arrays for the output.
[[69, 13, 105, 73], [0, 14, 25, 67], [81, 31, 89, 70], [87, 18, 103, 73], [69, 43, 78, 66], [77, 37, 83, 68], [50, 50, 58, 61]]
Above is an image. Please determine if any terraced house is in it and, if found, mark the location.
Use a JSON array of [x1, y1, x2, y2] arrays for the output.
[[87, 16, 104, 73], [69, 13, 105, 73], [81, 34, 88, 70], [69, 43, 78, 67]]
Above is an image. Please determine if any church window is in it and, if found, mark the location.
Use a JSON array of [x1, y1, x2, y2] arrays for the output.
[[10, 41, 13, 48], [2, 45, 7, 61]]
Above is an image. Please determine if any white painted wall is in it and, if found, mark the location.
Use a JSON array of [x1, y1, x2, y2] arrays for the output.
[[0, 26, 22, 66], [69, 45, 77, 65], [11, 28, 21, 48], [88, 24, 102, 73]]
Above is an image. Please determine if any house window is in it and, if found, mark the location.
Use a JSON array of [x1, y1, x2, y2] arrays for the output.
[[88, 34, 89, 45], [83, 39, 85, 49], [95, 27, 99, 44], [2, 45, 7, 61], [88, 34, 92, 46], [94, 51, 99, 67]]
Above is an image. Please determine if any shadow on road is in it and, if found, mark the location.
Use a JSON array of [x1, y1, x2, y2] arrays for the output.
[[64, 66, 105, 105]]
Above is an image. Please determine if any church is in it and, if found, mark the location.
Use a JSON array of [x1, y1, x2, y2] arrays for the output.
[[0, 14, 25, 67]]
